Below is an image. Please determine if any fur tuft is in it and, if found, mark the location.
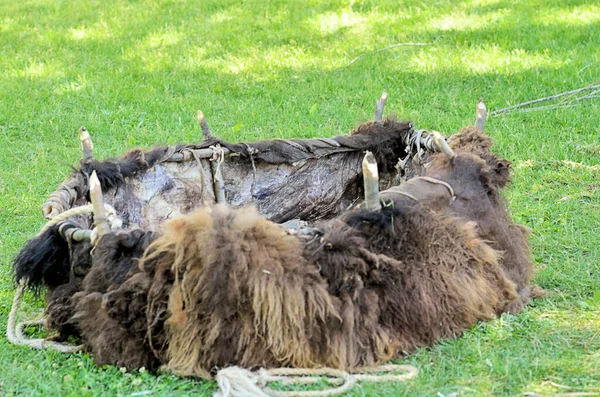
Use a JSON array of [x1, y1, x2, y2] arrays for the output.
[[79, 147, 170, 192], [13, 225, 71, 291]]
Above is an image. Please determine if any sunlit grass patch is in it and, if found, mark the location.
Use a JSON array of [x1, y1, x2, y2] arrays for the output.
[[534, 4, 600, 26], [429, 9, 509, 31], [409, 45, 562, 74]]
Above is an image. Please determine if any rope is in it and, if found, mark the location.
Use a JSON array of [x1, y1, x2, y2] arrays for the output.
[[39, 203, 122, 235], [389, 191, 419, 202], [7, 281, 84, 353], [404, 129, 437, 157], [39, 204, 95, 234], [183, 148, 207, 203], [210, 144, 226, 172], [214, 364, 418, 397], [381, 177, 455, 206], [411, 176, 456, 200]]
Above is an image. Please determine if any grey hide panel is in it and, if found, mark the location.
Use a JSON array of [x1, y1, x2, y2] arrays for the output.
[[101, 152, 399, 230]]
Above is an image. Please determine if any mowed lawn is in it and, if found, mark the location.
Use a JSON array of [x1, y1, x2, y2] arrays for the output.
[[1, 0, 599, 395]]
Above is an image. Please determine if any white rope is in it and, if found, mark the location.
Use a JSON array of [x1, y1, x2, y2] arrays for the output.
[[40, 203, 122, 234], [411, 176, 456, 200], [39, 204, 95, 234], [214, 364, 418, 397], [7, 281, 84, 353]]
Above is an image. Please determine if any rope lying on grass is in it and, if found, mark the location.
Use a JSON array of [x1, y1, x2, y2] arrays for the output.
[[7, 204, 120, 353], [7, 281, 84, 353], [490, 83, 600, 116], [214, 364, 419, 397]]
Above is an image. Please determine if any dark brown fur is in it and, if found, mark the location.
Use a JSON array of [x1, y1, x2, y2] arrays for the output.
[[71, 273, 159, 369], [80, 147, 170, 192], [427, 127, 533, 312], [313, 205, 518, 352], [69, 230, 158, 369], [131, 196, 517, 377]]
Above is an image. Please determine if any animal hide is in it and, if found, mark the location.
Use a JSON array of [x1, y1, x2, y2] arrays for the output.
[[13, 124, 534, 377], [44, 120, 415, 229]]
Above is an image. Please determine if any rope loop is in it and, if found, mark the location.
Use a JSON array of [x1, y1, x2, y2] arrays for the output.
[[214, 364, 418, 397], [6, 282, 84, 353], [40, 203, 122, 235]]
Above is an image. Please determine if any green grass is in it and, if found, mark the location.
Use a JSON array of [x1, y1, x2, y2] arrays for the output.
[[1, 0, 599, 395]]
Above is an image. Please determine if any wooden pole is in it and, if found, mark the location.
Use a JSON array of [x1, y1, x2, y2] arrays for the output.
[[89, 171, 110, 237], [211, 161, 226, 204], [166, 147, 231, 162], [431, 131, 456, 158], [197, 110, 213, 141], [80, 127, 94, 161], [475, 100, 487, 132], [210, 146, 227, 204], [362, 151, 381, 210], [374, 91, 388, 123]]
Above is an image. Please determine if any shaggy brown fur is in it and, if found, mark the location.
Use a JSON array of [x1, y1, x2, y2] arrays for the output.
[[313, 204, 518, 352], [131, 196, 518, 378], [369, 126, 533, 312], [71, 273, 159, 369], [143, 206, 340, 377], [69, 230, 158, 369], [44, 241, 93, 341], [427, 127, 533, 312]]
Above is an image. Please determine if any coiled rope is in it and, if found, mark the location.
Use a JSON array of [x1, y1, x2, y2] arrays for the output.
[[7, 281, 84, 352]]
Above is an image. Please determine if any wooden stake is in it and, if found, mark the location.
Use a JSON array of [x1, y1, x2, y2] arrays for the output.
[[80, 127, 94, 161], [89, 171, 110, 237], [475, 100, 487, 132], [197, 110, 213, 140], [431, 131, 456, 158], [362, 151, 381, 210], [374, 91, 388, 123], [59, 223, 93, 242], [210, 146, 227, 204]]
